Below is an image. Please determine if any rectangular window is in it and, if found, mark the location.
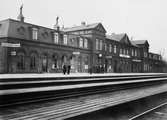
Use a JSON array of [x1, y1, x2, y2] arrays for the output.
[[120, 48, 122, 54], [132, 49, 134, 56], [79, 37, 83, 48], [104, 43, 107, 51], [99, 40, 103, 50], [32, 28, 38, 40], [63, 34, 68, 45], [109, 44, 112, 53], [127, 49, 129, 55], [84, 38, 88, 48], [114, 45, 117, 53], [135, 50, 137, 56], [54, 32, 59, 43], [123, 49, 126, 55], [96, 39, 99, 50], [144, 52, 148, 57]]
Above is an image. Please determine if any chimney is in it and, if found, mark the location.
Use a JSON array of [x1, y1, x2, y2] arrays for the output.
[[81, 21, 86, 26]]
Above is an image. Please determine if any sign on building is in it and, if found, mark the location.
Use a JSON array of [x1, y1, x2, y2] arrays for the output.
[[11, 51, 16, 56], [73, 52, 80, 55], [1, 43, 21, 47]]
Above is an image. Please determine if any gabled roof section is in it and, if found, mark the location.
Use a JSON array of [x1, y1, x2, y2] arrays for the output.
[[107, 33, 126, 41], [120, 33, 131, 45], [63, 22, 106, 33], [106, 33, 131, 45], [131, 40, 149, 47], [131, 41, 139, 47]]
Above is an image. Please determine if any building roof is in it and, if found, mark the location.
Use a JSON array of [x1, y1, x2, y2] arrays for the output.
[[0, 18, 60, 40], [130, 41, 139, 47], [106, 33, 126, 41], [63, 22, 106, 32], [131, 40, 149, 47], [131, 40, 147, 45]]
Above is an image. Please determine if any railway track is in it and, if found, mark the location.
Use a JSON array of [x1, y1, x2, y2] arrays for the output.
[[1, 81, 167, 120], [129, 101, 167, 120], [0, 73, 167, 119], [0, 80, 161, 107]]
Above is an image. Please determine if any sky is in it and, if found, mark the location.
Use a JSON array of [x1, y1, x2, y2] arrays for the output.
[[0, 0, 167, 60]]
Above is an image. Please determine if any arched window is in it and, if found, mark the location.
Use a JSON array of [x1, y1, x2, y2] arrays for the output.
[[17, 52, 25, 70], [30, 53, 37, 70]]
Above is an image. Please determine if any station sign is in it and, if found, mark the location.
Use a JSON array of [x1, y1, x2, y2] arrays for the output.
[[132, 59, 141, 62], [11, 51, 16, 56], [73, 52, 80, 55], [105, 56, 112, 58], [1, 43, 21, 47], [119, 54, 130, 58]]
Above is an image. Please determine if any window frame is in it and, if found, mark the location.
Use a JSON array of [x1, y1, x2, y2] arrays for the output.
[[84, 38, 88, 48], [32, 28, 38, 40], [53, 32, 59, 44], [63, 34, 68, 45]]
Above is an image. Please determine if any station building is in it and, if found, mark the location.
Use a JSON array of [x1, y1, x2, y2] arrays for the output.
[[0, 7, 163, 73]]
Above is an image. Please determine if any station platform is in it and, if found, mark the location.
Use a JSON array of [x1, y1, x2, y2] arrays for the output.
[[0, 73, 164, 79]]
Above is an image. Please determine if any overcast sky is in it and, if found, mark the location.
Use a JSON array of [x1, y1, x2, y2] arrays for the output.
[[0, 0, 167, 60]]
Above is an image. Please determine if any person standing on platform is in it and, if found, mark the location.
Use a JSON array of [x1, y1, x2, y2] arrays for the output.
[[67, 60, 71, 74], [62, 63, 67, 74]]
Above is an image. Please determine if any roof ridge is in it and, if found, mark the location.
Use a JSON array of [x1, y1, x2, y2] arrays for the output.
[[63, 22, 100, 29]]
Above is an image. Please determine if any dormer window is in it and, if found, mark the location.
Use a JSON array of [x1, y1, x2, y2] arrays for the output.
[[17, 26, 25, 35], [32, 28, 38, 40], [54, 32, 59, 44]]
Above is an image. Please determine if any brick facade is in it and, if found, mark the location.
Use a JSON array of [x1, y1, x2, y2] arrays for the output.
[[0, 18, 163, 73]]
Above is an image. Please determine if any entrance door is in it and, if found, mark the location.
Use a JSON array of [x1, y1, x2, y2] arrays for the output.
[[114, 60, 117, 73], [70, 55, 82, 73], [42, 55, 48, 72]]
